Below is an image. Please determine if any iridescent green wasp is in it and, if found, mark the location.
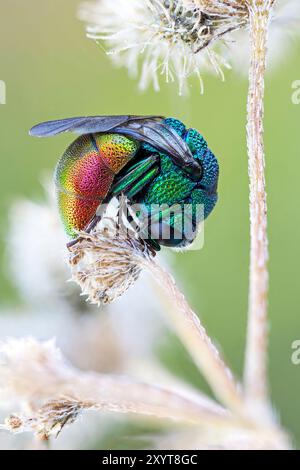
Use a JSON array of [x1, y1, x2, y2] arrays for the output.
[[30, 115, 219, 250]]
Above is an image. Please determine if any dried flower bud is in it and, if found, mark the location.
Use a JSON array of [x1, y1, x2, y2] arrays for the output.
[[35, 399, 83, 438], [4, 415, 24, 432], [68, 222, 154, 305]]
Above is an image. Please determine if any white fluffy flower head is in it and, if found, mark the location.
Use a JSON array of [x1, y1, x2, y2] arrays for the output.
[[79, 0, 249, 94], [79, 0, 300, 94]]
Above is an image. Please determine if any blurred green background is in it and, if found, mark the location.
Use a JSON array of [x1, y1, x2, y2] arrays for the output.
[[0, 0, 299, 448]]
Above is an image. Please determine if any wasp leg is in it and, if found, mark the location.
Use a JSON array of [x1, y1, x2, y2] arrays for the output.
[[67, 209, 106, 249], [108, 155, 162, 252], [145, 238, 161, 252], [141, 205, 191, 248], [67, 238, 82, 249], [110, 155, 159, 197]]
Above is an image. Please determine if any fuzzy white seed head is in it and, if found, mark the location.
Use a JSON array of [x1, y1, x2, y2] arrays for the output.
[[79, 0, 300, 94], [79, 0, 250, 95]]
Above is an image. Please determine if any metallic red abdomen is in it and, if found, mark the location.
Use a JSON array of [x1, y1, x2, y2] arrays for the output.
[[55, 133, 138, 237]]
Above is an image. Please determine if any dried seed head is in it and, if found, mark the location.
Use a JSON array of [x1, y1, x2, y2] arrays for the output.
[[3, 400, 84, 439], [79, 0, 300, 93], [68, 220, 154, 305], [35, 399, 83, 438], [4, 415, 24, 432], [79, 0, 250, 94]]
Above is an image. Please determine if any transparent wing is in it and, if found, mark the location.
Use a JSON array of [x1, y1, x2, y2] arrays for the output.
[[29, 115, 162, 137], [30, 115, 201, 177], [115, 119, 201, 178]]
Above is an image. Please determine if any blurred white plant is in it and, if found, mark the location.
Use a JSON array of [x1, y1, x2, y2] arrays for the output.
[[79, 0, 299, 94], [0, 334, 290, 448], [0, 185, 167, 449], [0, 338, 232, 441], [6, 184, 163, 369], [8, 185, 75, 310]]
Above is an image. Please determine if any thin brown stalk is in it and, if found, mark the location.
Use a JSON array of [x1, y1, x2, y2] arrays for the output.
[[244, 0, 274, 406], [141, 257, 243, 413]]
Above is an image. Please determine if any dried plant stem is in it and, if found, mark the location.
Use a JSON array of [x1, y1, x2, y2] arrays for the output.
[[244, 0, 274, 406], [62, 373, 231, 425], [141, 258, 243, 413]]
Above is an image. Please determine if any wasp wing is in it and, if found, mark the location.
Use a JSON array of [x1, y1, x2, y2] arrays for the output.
[[29, 115, 163, 137], [115, 120, 200, 178], [30, 115, 201, 178]]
